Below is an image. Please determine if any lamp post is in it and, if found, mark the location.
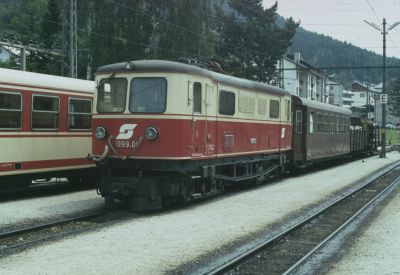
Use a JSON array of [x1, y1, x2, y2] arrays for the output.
[[365, 18, 400, 158]]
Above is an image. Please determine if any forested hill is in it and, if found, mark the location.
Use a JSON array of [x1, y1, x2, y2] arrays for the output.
[[283, 20, 400, 85]]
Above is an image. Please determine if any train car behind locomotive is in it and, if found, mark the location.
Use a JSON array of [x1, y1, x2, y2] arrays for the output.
[[0, 68, 95, 188], [291, 95, 352, 164], [90, 60, 293, 210]]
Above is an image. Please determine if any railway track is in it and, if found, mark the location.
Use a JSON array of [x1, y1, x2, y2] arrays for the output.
[[206, 161, 400, 274], [0, 211, 133, 256]]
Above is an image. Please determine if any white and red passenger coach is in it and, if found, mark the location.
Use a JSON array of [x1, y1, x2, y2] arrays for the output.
[[0, 68, 95, 188], [90, 60, 292, 210]]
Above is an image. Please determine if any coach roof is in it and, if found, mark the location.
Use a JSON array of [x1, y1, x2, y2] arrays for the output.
[[97, 60, 291, 97], [0, 68, 94, 94], [293, 95, 352, 115]]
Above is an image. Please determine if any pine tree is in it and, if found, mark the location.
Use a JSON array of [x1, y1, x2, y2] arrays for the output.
[[388, 77, 400, 117], [35, 0, 62, 75], [217, 0, 298, 82]]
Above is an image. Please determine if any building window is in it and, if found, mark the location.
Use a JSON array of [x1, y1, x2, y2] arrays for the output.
[[219, 90, 235, 115], [0, 91, 22, 129], [32, 95, 59, 129], [68, 98, 92, 130], [360, 93, 366, 98]]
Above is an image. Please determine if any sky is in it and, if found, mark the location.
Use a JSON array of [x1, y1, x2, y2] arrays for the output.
[[262, 0, 400, 58]]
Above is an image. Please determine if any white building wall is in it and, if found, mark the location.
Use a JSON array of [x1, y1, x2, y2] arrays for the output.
[[281, 59, 298, 95], [352, 91, 368, 107]]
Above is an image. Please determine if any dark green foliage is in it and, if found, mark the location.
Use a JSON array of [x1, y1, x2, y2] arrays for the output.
[[150, 0, 217, 60], [217, 1, 298, 82], [35, 0, 62, 75]]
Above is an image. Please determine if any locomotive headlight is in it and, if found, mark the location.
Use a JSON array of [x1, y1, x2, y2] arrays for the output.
[[95, 126, 107, 139], [145, 126, 158, 141]]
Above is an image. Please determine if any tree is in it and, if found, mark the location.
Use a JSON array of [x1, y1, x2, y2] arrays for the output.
[[151, 0, 217, 61], [35, 0, 62, 75], [388, 77, 400, 117], [216, 1, 298, 82]]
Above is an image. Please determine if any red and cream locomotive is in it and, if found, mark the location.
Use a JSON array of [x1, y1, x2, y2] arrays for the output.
[[90, 60, 293, 210], [0, 68, 95, 188]]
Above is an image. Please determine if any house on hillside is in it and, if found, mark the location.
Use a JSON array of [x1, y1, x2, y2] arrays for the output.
[[276, 52, 330, 103], [342, 89, 354, 108], [351, 81, 376, 107], [328, 80, 344, 107]]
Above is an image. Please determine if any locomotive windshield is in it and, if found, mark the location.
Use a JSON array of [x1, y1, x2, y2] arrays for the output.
[[129, 78, 167, 113], [97, 77, 127, 113]]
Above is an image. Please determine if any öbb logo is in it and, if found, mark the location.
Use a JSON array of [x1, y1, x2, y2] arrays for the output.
[[116, 124, 137, 140]]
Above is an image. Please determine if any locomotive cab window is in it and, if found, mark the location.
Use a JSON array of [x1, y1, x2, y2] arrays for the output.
[[32, 95, 59, 130], [0, 91, 22, 129], [130, 78, 167, 113], [69, 98, 92, 130], [97, 77, 127, 113], [193, 82, 202, 113], [269, 100, 280, 119], [219, 90, 235, 115]]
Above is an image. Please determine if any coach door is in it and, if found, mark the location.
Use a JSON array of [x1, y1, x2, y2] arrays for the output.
[[293, 104, 306, 162], [190, 80, 206, 157]]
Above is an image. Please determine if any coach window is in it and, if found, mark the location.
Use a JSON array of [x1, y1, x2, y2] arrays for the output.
[[324, 113, 329, 133], [97, 78, 127, 113], [330, 114, 335, 133], [269, 100, 280, 119], [336, 117, 340, 133], [32, 95, 59, 130], [339, 117, 344, 133], [309, 112, 314, 134], [0, 92, 22, 129], [295, 110, 302, 133], [219, 90, 235, 115], [193, 82, 202, 113], [130, 78, 167, 113], [317, 113, 323, 133], [69, 98, 92, 130]]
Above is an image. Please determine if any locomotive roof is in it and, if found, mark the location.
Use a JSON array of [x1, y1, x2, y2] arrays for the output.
[[96, 60, 291, 97], [293, 95, 352, 115], [0, 68, 94, 94]]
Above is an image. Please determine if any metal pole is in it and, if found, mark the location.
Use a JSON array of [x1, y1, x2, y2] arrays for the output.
[[20, 47, 26, 71], [380, 19, 387, 158]]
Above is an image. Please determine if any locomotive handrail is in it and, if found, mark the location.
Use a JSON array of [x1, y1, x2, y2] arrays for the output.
[[88, 145, 109, 163]]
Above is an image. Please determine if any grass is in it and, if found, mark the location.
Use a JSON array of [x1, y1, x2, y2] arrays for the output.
[[384, 129, 400, 145]]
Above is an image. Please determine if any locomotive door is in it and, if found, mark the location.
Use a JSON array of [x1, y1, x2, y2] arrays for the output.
[[292, 104, 306, 162], [189, 80, 206, 157]]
